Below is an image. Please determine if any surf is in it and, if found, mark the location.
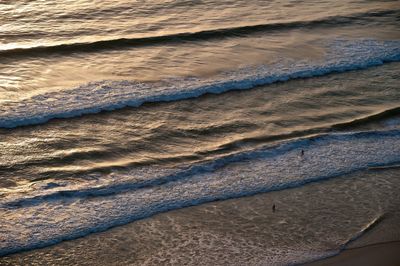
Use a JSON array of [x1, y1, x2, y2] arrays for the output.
[[1, 128, 400, 256], [1, 39, 399, 129]]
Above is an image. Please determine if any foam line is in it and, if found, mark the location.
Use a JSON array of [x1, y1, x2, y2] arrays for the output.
[[1, 39, 399, 129], [1, 129, 400, 256]]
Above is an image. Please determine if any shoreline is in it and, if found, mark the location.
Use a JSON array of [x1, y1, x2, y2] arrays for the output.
[[1, 168, 400, 265], [305, 208, 400, 265], [305, 241, 400, 266]]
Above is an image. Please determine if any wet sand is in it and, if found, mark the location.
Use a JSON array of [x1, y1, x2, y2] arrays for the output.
[[306, 241, 400, 266], [306, 203, 400, 266]]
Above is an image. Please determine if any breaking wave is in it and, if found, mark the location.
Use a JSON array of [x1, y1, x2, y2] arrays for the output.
[[1, 39, 399, 129], [1, 129, 400, 256]]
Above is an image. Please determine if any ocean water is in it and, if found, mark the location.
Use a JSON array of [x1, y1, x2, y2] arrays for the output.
[[1, 0, 400, 264]]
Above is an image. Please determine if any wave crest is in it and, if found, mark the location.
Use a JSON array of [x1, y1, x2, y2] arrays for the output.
[[0, 9, 397, 58], [1, 39, 399, 129]]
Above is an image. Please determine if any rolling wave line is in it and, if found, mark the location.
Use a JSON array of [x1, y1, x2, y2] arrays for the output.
[[0, 9, 397, 58]]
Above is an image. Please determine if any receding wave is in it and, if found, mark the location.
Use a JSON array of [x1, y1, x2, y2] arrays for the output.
[[0, 9, 397, 58], [1, 129, 400, 256], [1, 39, 399, 129]]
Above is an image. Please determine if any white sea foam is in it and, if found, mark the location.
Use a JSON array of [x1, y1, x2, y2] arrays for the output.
[[1, 129, 400, 256], [0, 39, 399, 128]]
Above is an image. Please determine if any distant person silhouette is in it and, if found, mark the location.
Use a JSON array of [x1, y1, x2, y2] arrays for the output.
[[272, 204, 276, 213], [301, 149, 304, 156]]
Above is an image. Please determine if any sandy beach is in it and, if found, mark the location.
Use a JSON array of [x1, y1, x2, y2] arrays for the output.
[[306, 241, 400, 266], [306, 206, 400, 265]]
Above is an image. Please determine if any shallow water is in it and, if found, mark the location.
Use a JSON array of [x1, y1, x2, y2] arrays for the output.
[[2, 167, 400, 265], [1, 0, 400, 264]]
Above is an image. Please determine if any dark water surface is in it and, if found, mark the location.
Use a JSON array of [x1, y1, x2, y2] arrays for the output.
[[1, 0, 400, 264]]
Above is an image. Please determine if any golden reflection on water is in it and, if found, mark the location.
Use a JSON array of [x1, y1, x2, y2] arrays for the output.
[[0, 0, 398, 102]]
